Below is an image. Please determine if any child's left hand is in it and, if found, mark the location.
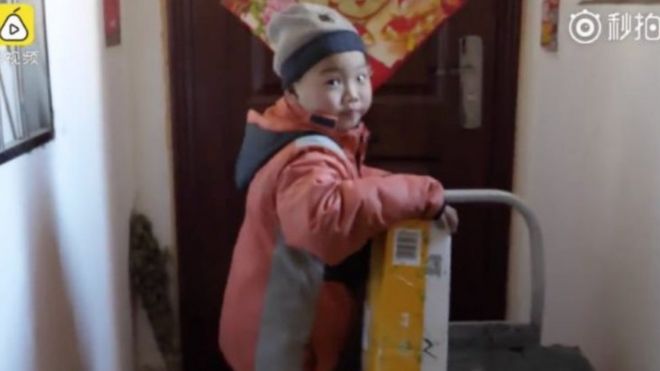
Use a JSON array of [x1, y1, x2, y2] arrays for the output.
[[436, 205, 459, 234]]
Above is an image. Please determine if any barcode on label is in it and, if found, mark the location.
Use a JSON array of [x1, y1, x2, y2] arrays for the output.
[[393, 228, 422, 266]]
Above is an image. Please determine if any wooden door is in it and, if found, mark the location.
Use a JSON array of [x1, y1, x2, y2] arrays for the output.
[[168, 0, 522, 369]]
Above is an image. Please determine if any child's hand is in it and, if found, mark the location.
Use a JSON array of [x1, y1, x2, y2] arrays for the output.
[[436, 205, 459, 234]]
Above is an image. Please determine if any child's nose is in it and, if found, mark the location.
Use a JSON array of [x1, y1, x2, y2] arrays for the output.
[[343, 83, 359, 103]]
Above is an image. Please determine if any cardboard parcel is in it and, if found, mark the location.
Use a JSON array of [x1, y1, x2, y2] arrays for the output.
[[363, 220, 452, 371]]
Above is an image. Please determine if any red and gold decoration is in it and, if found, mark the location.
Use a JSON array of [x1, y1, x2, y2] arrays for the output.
[[541, 0, 560, 51]]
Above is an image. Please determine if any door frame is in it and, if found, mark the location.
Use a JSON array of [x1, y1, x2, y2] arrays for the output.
[[167, 0, 523, 367]]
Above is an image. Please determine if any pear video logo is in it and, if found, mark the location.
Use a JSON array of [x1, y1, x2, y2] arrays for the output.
[[0, 5, 34, 46]]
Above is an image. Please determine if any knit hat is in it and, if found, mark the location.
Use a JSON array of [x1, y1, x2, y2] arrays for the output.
[[266, 3, 366, 88]]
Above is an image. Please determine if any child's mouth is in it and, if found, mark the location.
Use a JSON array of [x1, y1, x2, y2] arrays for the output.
[[340, 110, 360, 119], [341, 107, 362, 115]]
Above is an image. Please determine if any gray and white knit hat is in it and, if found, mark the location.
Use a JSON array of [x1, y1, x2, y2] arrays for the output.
[[266, 3, 366, 88]]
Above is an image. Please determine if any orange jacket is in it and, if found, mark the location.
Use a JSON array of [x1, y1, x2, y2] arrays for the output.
[[219, 97, 444, 371]]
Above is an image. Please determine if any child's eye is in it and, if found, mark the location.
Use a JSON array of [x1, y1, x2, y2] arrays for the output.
[[325, 78, 341, 87], [357, 73, 368, 83]]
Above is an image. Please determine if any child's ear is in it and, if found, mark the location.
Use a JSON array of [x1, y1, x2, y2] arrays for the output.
[[284, 86, 299, 102]]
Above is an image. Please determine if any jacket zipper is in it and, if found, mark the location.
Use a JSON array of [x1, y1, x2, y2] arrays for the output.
[[356, 134, 365, 176]]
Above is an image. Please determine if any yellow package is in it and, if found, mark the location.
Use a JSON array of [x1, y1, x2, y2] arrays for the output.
[[363, 220, 452, 371]]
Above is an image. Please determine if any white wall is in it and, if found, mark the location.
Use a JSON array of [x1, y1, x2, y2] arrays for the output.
[[124, 0, 175, 250], [0, 0, 175, 370], [120, 0, 177, 369], [511, 1, 660, 370], [0, 0, 127, 370], [0, 149, 86, 371]]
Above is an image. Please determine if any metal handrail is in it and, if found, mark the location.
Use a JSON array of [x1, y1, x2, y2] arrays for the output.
[[444, 189, 545, 332]]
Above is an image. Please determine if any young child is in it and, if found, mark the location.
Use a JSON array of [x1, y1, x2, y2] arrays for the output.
[[219, 4, 457, 370]]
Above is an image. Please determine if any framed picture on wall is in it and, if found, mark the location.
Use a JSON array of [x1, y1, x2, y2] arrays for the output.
[[0, 0, 54, 165]]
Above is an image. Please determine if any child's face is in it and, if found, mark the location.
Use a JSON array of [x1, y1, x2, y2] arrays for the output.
[[292, 51, 373, 130]]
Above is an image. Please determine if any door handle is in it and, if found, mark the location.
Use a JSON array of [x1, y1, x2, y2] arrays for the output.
[[435, 35, 483, 129]]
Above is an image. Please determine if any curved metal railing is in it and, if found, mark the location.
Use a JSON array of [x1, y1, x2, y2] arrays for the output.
[[445, 189, 545, 346]]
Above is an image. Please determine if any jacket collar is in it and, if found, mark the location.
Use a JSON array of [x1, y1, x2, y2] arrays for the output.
[[247, 96, 370, 157]]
